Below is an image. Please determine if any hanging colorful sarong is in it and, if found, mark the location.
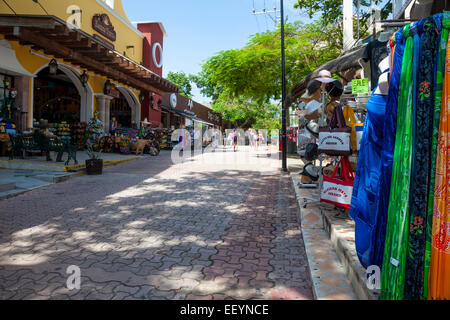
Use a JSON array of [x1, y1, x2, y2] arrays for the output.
[[404, 17, 440, 300], [349, 84, 388, 269], [423, 12, 449, 300], [428, 23, 450, 301], [380, 23, 415, 300], [372, 29, 406, 269]]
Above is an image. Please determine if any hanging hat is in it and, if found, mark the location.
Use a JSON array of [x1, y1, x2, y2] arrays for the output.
[[301, 163, 319, 181], [305, 100, 322, 115], [305, 121, 319, 138], [297, 129, 313, 147], [141, 118, 151, 125], [306, 79, 322, 96], [314, 69, 335, 83], [326, 80, 344, 97], [304, 143, 318, 161]]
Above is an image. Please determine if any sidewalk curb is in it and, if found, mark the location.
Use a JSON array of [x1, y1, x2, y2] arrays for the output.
[[290, 173, 357, 300], [0, 156, 141, 201]]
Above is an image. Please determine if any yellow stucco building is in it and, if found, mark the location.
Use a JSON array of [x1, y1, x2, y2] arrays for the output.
[[0, 0, 177, 134]]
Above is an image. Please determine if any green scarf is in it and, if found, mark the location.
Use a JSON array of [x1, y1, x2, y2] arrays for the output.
[[381, 24, 415, 300]]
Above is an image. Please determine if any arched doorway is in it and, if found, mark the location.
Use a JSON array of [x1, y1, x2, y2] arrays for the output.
[[110, 90, 132, 128], [32, 63, 94, 125], [114, 86, 141, 128], [33, 67, 81, 124]]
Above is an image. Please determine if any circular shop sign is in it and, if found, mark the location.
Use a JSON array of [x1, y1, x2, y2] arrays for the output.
[[152, 42, 163, 69], [170, 93, 177, 108]]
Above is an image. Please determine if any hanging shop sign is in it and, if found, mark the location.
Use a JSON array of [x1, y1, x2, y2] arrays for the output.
[[183, 109, 196, 116], [92, 14, 117, 42], [170, 93, 177, 108], [352, 78, 369, 94]]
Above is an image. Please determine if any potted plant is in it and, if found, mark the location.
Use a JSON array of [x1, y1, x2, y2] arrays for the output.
[[85, 143, 103, 175]]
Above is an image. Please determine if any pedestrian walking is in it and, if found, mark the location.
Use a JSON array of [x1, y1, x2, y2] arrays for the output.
[[232, 129, 239, 152], [249, 129, 254, 148]]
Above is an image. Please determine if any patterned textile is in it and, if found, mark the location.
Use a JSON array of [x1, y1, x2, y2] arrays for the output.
[[373, 29, 405, 269], [381, 23, 415, 300], [405, 17, 440, 300], [423, 12, 448, 300], [349, 87, 388, 268], [428, 27, 450, 300]]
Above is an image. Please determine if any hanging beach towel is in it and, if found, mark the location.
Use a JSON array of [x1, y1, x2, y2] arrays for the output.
[[372, 27, 406, 270], [381, 23, 416, 300], [343, 105, 364, 153], [423, 12, 447, 300], [404, 16, 440, 301], [349, 88, 388, 269], [318, 104, 352, 156], [320, 156, 354, 210]]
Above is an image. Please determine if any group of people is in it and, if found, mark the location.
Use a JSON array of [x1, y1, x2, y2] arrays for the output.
[[226, 129, 265, 152]]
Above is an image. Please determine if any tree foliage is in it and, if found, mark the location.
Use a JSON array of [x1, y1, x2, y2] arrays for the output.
[[212, 96, 281, 130], [166, 71, 193, 99], [191, 21, 341, 129], [196, 21, 340, 103], [294, 0, 392, 31]]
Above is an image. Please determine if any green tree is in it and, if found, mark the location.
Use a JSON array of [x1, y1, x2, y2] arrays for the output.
[[212, 96, 281, 130], [294, 0, 392, 30], [196, 21, 340, 103], [193, 20, 341, 129], [166, 71, 193, 98]]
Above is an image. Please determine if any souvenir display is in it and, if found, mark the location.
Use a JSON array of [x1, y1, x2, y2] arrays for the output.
[[348, 13, 450, 300], [318, 104, 352, 156], [320, 156, 354, 210]]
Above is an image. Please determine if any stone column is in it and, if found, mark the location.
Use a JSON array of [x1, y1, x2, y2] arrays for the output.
[[14, 76, 30, 132], [95, 95, 113, 135], [105, 102, 111, 134]]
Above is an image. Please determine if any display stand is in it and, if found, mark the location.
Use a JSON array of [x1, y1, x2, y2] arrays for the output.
[[300, 84, 327, 208]]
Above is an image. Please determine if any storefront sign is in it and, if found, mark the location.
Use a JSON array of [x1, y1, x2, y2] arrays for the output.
[[92, 14, 117, 42], [152, 42, 163, 69], [170, 93, 177, 108], [352, 78, 369, 94], [184, 109, 195, 116]]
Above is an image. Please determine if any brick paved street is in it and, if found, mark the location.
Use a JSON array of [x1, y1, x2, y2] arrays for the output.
[[0, 147, 313, 300]]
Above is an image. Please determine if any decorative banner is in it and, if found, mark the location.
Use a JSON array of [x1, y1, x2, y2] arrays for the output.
[[352, 78, 369, 94]]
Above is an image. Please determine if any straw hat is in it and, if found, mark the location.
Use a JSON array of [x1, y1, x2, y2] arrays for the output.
[[141, 118, 151, 125]]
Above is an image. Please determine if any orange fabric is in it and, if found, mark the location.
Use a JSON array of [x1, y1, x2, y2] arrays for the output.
[[429, 34, 450, 300], [343, 105, 364, 154]]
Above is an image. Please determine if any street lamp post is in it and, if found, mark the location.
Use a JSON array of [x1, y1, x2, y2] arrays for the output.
[[281, 0, 287, 172]]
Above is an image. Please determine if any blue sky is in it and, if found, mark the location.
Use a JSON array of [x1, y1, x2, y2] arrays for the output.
[[124, 0, 310, 102]]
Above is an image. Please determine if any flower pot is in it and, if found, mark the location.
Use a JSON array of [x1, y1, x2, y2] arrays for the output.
[[85, 159, 103, 175]]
